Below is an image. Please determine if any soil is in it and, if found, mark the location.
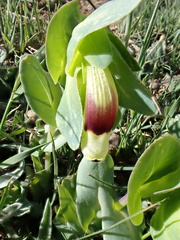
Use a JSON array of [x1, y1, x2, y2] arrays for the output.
[[79, 0, 109, 14]]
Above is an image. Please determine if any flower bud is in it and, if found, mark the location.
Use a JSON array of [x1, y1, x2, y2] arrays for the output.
[[81, 66, 118, 160]]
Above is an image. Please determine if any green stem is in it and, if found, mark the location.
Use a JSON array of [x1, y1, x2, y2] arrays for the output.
[[116, 112, 142, 155], [114, 166, 134, 171], [0, 74, 20, 133], [142, 231, 151, 239], [151, 95, 180, 142], [44, 125, 56, 171], [138, 0, 161, 68], [124, 12, 133, 47]]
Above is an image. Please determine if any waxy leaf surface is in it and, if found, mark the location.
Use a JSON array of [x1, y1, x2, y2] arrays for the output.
[[68, 28, 113, 75], [0, 161, 25, 189], [46, 0, 85, 83], [127, 135, 180, 225], [57, 180, 84, 234], [66, 0, 143, 73], [76, 154, 115, 231], [56, 74, 83, 150], [110, 47, 156, 115], [98, 187, 141, 240], [108, 32, 141, 72], [20, 55, 62, 127], [0, 203, 22, 224], [150, 189, 180, 240]]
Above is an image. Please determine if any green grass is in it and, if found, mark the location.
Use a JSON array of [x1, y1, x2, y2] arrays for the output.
[[115, 0, 180, 162], [0, 0, 62, 59], [0, 0, 179, 239]]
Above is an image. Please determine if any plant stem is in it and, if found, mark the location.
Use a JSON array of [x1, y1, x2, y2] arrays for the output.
[[0, 75, 20, 133], [44, 125, 56, 171], [86, 0, 96, 9], [138, 0, 161, 68], [124, 12, 133, 47], [114, 166, 134, 171], [142, 231, 151, 239]]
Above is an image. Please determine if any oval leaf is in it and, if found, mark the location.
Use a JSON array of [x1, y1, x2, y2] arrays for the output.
[[57, 182, 84, 234], [150, 189, 180, 240], [20, 55, 62, 127], [56, 74, 83, 150], [127, 135, 180, 225], [68, 28, 113, 75], [76, 154, 115, 231], [98, 187, 141, 240], [46, 0, 85, 83], [66, 0, 144, 73], [108, 31, 141, 71], [110, 46, 156, 115]]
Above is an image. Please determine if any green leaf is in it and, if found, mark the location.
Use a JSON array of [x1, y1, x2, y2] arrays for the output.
[[37, 199, 52, 240], [76, 154, 116, 231], [56, 74, 83, 150], [53, 222, 76, 240], [110, 47, 156, 115], [14, 198, 32, 217], [66, 0, 144, 73], [167, 114, 180, 138], [98, 187, 141, 240], [0, 160, 25, 189], [46, 0, 85, 84], [0, 187, 31, 224], [20, 55, 62, 127], [28, 177, 46, 202], [0, 184, 9, 212], [31, 155, 44, 173], [68, 28, 113, 75], [108, 31, 141, 71], [150, 189, 180, 240], [127, 135, 180, 225], [0, 143, 47, 169], [62, 174, 77, 201], [0, 203, 22, 224], [42, 134, 66, 152], [57, 180, 84, 234]]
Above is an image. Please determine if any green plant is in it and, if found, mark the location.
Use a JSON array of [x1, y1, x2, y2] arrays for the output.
[[0, 0, 179, 239]]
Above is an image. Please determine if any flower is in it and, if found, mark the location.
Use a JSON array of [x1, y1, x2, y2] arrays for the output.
[[81, 65, 118, 160]]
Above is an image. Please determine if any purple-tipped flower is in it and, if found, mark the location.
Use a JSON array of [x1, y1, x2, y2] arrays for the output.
[[81, 66, 118, 160]]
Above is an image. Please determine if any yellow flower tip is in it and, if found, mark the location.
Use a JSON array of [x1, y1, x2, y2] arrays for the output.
[[81, 130, 110, 161]]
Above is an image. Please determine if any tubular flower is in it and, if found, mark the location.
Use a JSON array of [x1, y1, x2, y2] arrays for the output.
[[81, 65, 118, 160]]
